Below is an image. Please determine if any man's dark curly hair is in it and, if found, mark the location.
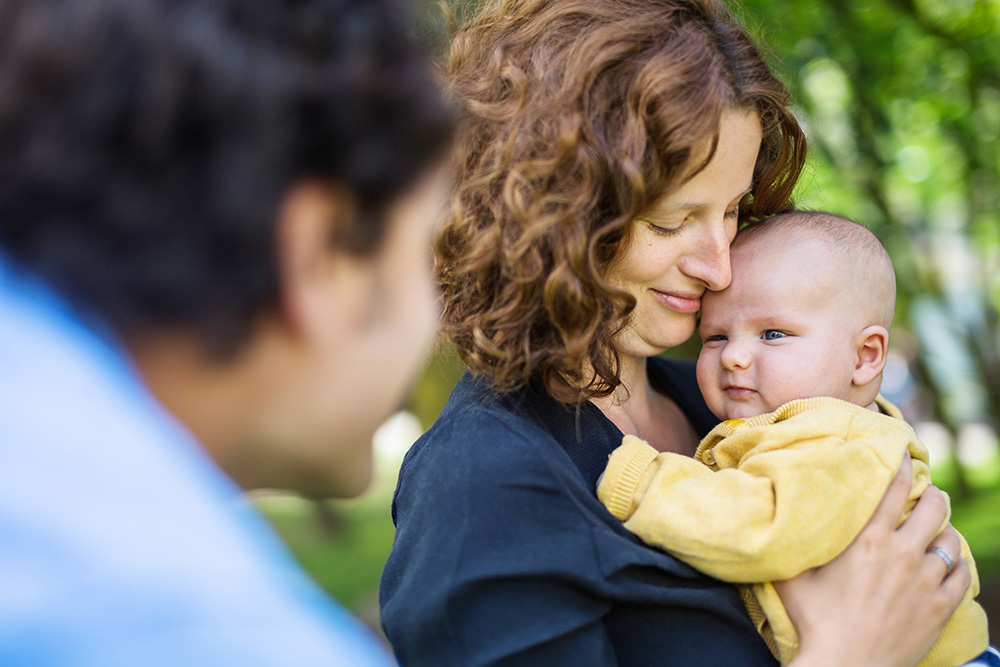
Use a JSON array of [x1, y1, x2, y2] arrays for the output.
[[0, 0, 453, 353]]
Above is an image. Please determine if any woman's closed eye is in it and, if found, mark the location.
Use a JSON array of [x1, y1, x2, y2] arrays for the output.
[[650, 207, 738, 231], [646, 220, 684, 236]]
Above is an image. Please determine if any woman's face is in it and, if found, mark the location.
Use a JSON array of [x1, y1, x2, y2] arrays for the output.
[[606, 110, 762, 359]]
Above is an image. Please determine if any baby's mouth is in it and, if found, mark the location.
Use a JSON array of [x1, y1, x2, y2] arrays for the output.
[[724, 385, 757, 399]]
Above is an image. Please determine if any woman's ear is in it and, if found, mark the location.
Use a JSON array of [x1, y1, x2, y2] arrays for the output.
[[852, 325, 890, 388], [274, 181, 371, 342]]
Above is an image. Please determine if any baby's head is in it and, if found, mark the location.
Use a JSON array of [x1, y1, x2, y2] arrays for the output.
[[696, 211, 896, 421]]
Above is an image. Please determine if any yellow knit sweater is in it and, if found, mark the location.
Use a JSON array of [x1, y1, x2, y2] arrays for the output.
[[597, 397, 988, 667]]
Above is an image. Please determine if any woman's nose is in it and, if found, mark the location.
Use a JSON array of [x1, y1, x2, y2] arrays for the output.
[[682, 220, 734, 291]]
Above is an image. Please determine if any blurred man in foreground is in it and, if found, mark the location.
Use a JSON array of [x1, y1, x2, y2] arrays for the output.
[[0, 0, 451, 664]]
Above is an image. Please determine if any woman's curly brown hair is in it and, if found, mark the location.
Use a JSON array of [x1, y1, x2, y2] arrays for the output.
[[437, 0, 806, 404]]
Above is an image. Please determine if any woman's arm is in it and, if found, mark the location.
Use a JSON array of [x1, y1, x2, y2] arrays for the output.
[[781, 454, 970, 667]]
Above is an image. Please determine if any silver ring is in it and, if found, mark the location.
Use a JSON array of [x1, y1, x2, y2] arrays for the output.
[[928, 545, 956, 573]]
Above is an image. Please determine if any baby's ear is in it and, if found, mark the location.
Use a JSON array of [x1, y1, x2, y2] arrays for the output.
[[852, 325, 889, 387]]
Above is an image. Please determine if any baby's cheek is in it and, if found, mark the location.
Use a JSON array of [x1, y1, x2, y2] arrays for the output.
[[705, 387, 731, 422]]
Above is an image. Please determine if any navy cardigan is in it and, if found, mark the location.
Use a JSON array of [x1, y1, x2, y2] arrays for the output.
[[380, 357, 778, 666]]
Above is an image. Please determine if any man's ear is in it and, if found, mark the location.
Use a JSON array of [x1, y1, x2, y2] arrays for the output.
[[852, 325, 889, 388], [274, 181, 371, 342]]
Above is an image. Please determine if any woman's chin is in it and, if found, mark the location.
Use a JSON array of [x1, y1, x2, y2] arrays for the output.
[[616, 321, 697, 360]]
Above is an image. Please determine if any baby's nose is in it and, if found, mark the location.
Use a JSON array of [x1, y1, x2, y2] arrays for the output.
[[720, 341, 752, 370]]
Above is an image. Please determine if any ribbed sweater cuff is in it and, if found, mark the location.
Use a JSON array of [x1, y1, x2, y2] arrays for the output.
[[601, 436, 659, 521]]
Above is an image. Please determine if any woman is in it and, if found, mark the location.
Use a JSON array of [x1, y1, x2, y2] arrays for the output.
[[380, 0, 971, 664]]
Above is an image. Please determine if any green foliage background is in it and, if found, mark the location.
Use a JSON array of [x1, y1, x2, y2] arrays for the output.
[[740, 0, 1000, 441]]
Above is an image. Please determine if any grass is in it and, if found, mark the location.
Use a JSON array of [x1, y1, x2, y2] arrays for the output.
[[256, 493, 395, 618], [950, 483, 1000, 574]]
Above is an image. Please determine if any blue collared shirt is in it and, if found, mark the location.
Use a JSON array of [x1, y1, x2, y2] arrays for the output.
[[0, 253, 395, 666]]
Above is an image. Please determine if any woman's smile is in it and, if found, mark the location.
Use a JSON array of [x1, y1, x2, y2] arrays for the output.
[[651, 288, 702, 313]]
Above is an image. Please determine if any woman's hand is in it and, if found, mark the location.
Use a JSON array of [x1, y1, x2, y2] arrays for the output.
[[778, 453, 971, 667]]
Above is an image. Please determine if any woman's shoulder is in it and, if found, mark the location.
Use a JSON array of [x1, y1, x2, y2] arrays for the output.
[[387, 372, 618, 577], [406, 372, 554, 464], [393, 373, 580, 509]]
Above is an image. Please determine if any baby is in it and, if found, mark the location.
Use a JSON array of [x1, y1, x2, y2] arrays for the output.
[[598, 211, 990, 667]]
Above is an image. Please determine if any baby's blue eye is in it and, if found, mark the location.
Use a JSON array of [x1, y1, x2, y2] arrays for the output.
[[762, 330, 786, 341]]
